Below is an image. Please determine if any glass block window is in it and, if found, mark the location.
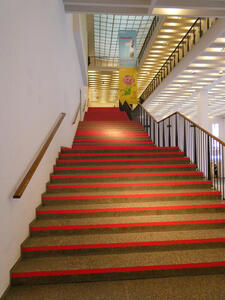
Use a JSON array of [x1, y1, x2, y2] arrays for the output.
[[94, 14, 154, 58]]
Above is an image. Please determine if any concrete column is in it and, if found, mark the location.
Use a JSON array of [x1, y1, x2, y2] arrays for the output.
[[197, 88, 210, 131]]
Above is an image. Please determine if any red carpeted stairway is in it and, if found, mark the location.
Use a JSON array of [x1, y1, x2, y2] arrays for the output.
[[10, 108, 225, 287]]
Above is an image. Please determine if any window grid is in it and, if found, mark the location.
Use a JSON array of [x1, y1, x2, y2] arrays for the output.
[[94, 14, 154, 59]]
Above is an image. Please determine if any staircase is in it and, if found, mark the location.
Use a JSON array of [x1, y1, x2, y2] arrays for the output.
[[10, 108, 225, 287]]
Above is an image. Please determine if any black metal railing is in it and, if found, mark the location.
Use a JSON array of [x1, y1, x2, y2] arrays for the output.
[[141, 17, 217, 101], [138, 16, 160, 65], [121, 101, 225, 199]]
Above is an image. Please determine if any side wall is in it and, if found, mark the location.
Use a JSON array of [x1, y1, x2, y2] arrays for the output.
[[0, 0, 85, 296]]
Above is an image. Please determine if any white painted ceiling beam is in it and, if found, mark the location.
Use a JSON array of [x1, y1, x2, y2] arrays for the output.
[[155, 0, 225, 10], [65, 5, 149, 15], [207, 74, 225, 91], [64, 0, 225, 16]]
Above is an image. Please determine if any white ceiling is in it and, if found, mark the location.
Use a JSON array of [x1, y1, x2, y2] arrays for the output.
[[64, 0, 225, 17], [144, 19, 225, 121]]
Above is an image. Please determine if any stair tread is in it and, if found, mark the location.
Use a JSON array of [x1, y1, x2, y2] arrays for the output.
[[23, 228, 225, 248], [12, 248, 225, 273], [47, 180, 210, 187], [38, 199, 225, 210], [31, 212, 225, 227], [43, 188, 218, 198]]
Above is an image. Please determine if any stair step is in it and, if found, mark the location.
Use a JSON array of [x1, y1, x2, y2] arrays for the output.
[[61, 146, 180, 154], [11, 250, 225, 285], [42, 190, 221, 205], [72, 143, 155, 147], [54, 164, 197, 175], [59, 152, 185, 159], [30, 213, 225, 236], [50, 171, 203, 183], [36, 204, 225, 219], [22, 237, 225, 257], [46, 181, 212, 193], [55, 157, 190, 167]]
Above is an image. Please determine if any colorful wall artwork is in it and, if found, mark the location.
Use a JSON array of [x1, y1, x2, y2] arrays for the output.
[[119, 30, 137, 67], [119, 67, 137, 104], [119, 30, 138, 104]]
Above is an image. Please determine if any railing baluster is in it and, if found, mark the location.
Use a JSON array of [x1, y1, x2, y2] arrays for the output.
[[222, 146, 225, 199], [163, 120, 165, 147], [175, 114, 178, 147], [126, 102, 225, 198], [207, 135, 211, 180], [168, 117, 171, 147], [183, 119, 186, 156]]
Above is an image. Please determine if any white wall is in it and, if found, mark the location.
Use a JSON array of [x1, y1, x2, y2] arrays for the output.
[[0, 0, 85, 296]]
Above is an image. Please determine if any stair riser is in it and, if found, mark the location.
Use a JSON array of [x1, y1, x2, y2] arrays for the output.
[[42, 193, 221, 205], [61, 148, 179, 154], [53, 166, 197, 175], [46, 183, 211, 193], [22, 242, 225, 258], [58, 154, 184, 160], [72, 144, 155, 147], [50, 174, 203, 184], [11, 267, 225, 285], [11, 265, 225, 286], [36, 207, 225, 220], [75, 134, 150, 138], [30, 223, 225, 237], [55, 160, 190, 167], [74, 137, 152, 141]]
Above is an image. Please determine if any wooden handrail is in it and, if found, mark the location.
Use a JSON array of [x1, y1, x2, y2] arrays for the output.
[[139, 103, 158, 122], [177, 111, 225, 146], [139, 103, 225, 146], [13, 112, 66, 199]]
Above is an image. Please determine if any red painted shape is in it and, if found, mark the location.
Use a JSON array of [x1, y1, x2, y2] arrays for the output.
[[22, 238, 225, 252], [11, 261, 225, 278], [42, 191, 220, 201], [30, 219, 225, 231], [36, 204, 225, 215], [46, 181, 210, 190], [50, 171, 203, 179], [54, 164, 196, 171], [56, 157, 189, 164]]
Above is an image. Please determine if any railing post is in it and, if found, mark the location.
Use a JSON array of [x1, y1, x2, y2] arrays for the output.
[[163, 121, 165, 147], [184, 119, 187, 156], [193, 126, 197, 165], [222, 146, 225, 199], [153, 121, 155, 144], [207, 135, 211, 180], [158, 123, 160, 147], [175, 113, 178, 147], [168, 117, 171, 147]]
